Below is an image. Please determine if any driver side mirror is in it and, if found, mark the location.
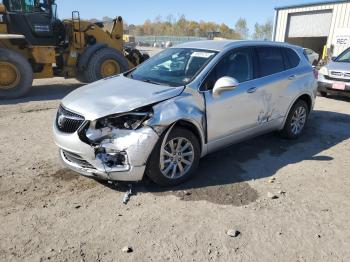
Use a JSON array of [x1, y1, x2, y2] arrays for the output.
[[212, 77, 239, 96]]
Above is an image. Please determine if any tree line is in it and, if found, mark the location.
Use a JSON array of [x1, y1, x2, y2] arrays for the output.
[[101, 15, 273, 40]]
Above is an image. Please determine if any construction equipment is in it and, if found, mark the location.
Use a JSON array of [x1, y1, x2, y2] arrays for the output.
[[0, 0, 148, 98]]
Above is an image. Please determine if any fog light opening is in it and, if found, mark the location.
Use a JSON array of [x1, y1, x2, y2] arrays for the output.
[[96, 148, 128, 168]]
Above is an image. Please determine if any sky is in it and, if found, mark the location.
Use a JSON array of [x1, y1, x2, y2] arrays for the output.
[[55, 0, 337, 31]]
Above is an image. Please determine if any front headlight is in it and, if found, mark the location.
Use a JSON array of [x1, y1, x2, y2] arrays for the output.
[[319, 67, 328, 76], [96, 107, 153, 130]]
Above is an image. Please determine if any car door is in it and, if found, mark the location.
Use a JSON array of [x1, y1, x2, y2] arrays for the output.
[[254, 46, 301, 123], [203, 47, 265, 147]]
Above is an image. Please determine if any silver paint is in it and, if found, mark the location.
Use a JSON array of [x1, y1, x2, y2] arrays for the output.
[[53, 40, 317, 182]]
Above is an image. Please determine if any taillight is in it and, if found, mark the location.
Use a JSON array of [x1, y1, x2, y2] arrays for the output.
[[313, 68, 318, 79]]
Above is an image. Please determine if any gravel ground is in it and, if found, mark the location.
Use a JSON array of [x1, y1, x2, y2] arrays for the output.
[[0, 77, 349, 262]]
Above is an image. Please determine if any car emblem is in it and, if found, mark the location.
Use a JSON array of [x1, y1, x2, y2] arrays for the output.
[[57, 114, 66, 128]]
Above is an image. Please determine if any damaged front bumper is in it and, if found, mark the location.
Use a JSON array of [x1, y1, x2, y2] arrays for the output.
[[53, 122, 160, 181]]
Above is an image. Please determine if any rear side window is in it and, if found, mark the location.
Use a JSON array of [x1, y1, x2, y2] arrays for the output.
[[283, 48, 300, 69], [256, 47, 285, 77]]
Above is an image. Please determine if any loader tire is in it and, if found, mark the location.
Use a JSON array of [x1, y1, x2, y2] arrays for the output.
[[0, 48, 33, 99], [84, 47, 129, 83]]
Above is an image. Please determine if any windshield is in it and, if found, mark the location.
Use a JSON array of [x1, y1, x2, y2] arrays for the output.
[[129, 48, 217, 87], [7, 0, 50, 13], [335, 48, 350, 63]]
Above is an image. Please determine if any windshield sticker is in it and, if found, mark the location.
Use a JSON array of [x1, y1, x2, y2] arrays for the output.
[[191, 52, 215, 58]]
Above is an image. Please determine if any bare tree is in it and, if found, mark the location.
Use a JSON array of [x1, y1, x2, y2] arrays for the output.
[[234, 18, 249, 39], [252, 19, 273, 40]]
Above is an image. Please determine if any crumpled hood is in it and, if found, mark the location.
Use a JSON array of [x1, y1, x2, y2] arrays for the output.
[[61, 75, 185, 120], [325, 61, 350, 72]]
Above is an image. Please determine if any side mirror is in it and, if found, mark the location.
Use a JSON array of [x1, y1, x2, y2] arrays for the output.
[[331, 56, 336, 61], [212, 77, 239, 95]]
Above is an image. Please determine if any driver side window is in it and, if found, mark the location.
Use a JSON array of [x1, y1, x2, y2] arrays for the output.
[[202, 48, 254, 90]]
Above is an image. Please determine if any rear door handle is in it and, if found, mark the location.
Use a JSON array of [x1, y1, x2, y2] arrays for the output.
[[247, 87, 257, 93], [288, 75, 296, 80]]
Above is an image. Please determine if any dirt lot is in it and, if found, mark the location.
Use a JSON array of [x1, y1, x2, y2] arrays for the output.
[[0, 77, 349, 262]]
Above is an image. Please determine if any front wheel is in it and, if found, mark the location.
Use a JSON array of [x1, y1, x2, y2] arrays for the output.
[[83, 47, 129, 83], [146, 127, 200, 186], [280, 100, 309, 139], [0, 48, 33, 98]]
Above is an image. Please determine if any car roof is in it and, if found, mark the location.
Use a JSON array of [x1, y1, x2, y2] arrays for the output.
[[174, 40, 301, 52]]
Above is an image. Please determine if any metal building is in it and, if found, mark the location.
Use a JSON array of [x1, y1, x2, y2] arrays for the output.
[[273, 0, 350, 59]]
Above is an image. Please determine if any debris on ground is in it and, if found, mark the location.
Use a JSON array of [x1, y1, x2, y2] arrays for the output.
[[267, 192, 279, 199], [268, 177, 276, 184], [122, 246, 133, 253], [184, 190, 192, 196], [227, 229, 241, 238], [277, 190, 286, 195], [123, 184, 134, 205]]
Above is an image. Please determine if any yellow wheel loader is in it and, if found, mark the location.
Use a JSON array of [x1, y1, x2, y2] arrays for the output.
[[0, 0, 148, 98]]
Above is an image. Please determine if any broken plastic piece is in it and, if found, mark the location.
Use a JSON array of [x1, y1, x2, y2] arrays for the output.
[[123, 184, 133, 205]]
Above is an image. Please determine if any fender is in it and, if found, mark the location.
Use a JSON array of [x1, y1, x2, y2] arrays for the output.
[[77, 43, 107, 72]]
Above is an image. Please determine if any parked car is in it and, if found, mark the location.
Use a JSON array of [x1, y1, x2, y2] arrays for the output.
[[318, 47, 350, 98], [165, 41, 173, 48], [304, 48, 319, 65], [53, 40, 317, 186]]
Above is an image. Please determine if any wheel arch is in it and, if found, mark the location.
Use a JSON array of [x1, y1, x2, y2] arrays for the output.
[[172, 119, 205, 156], [281, 93, 313, 129]]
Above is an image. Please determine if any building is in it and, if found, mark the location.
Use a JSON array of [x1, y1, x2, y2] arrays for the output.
[[273, 0, 350, 58]]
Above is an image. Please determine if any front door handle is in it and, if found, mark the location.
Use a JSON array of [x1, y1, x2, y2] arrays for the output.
[[247, 87, 257, 93]]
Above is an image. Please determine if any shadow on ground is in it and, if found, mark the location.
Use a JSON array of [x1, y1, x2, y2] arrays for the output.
[[57, 109, 349, 206], [0, 82, 83, 105]]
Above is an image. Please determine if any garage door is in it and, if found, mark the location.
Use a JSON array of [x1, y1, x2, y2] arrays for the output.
[[287, 10, 333, 38]]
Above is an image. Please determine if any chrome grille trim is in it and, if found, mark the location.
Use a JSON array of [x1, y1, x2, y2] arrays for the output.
[[56, 105, 85, 133]]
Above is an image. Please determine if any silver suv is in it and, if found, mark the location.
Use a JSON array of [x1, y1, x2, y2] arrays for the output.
[[53, 40, 317, 186], [318, 47, 350, 97]]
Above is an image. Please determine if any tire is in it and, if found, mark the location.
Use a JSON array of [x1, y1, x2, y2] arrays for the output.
[[0, 48, 33, 99], [83, 47, 129, 83], [280, 100, 309, 139], [319, 91, 328, 97], [145, 127, 200, 186]]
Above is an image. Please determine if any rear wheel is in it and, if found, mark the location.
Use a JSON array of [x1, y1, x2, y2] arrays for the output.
[[0, 48, 33, 99], [280, 100, 309, 139], [146, 127, 200, 186], [83, 47, 129, 83]]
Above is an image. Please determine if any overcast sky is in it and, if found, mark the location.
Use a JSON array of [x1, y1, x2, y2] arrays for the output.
[[56, 0, 338, 30]]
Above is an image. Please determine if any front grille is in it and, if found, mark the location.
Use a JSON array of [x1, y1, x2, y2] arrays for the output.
[[325, 75, 350, 83], [56, 105, 85, 133], [62, 150, 95, 169]]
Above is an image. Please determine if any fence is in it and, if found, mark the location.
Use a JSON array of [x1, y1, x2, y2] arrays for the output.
[[135, 35, 207, 46]]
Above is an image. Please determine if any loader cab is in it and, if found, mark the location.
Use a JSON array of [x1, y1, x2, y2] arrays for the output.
[[3, 0, 61, 45]]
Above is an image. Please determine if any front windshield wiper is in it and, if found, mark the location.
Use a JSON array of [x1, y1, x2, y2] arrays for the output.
[[142, 79, 170, 86]]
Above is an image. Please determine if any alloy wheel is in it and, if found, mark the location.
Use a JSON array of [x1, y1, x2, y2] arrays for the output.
[[160, 137, 194, 179], [290, 106, 307, 135]]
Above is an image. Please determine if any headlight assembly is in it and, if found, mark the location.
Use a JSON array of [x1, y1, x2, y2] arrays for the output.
[[96, 108, 153, 130], [319, 67, 328, 76]]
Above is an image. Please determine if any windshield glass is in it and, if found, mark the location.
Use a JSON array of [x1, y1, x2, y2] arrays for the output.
[[129, 48, 217, 86], [335, 48, 350, 63], [7, 0, 50, 13]]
